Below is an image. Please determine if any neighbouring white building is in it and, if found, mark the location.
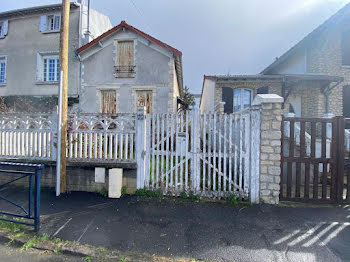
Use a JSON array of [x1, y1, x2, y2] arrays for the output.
[[0, 1, 112, 112]]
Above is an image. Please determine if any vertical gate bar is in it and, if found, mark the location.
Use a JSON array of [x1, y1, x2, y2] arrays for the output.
[[228, 114, 232, 192], [103, 133, 107, 159], [156, 114, 161, 189], [174, 113, 178, 192], [202, 114, 206, 192], [171, 113, 176, 189], [321, 122, 327, 200], [239, 113, 243, 192], [185, 112, 189, 191], [130, 133, 134, 160], [98, 133, 102, 159], [79, 133, 82, 158], [305, 162, 310, 200], [218, 114, 222, 193], [145, 115, 151, 188], [213, 113, 217, 192], [244, 114, 250, 196], [161, 114, 165, 190], [41, 131, 45, 158], [223, 114, 227, 192], [234, 114, 238, 192], [69, 133, 72, 158], [28, 174, 33, 218], [296, 162, 301, 198], [287, 120, 294, 198], [34, 167, 41, 232], [165, 114, 169, 191], [313, 163, 319, 200], [208, 114, 212, 191], [280, 118, 285, 198], [331, 117, 337, 201], [156, 114, 160, 189], [337, 117, 345, 201], [311, 122, 316, 200]]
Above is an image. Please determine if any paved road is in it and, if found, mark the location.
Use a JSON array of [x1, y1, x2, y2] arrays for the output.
[[2, 188, 350, 262]]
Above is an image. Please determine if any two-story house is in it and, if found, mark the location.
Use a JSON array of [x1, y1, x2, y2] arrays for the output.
[[200, 3, 350, 118], [0, 1, 112, 112], [76, 21, 183, 114]]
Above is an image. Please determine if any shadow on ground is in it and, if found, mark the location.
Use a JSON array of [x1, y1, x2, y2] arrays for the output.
[[0, 187, 349, 262]]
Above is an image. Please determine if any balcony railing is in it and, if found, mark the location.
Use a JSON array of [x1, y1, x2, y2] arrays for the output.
[[114, 65, 136, 73]]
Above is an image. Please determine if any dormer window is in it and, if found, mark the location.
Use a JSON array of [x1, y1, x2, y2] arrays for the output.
[[39, 15, 61, 33], [115, 40, 135, 78]]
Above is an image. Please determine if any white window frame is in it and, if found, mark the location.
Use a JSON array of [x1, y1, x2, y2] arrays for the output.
[[233, 88, 253, 112], [47, 15, 60, 31], [37, 51, 60, 83], [0, 55, 7, 84], [0, 20, 9, 38], [43, 55, 59, 82]]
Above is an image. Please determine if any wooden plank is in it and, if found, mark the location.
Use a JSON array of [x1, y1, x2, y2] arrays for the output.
[[145, 115, 151, 188], [124, 134, 128, 160], [287, 120, 294, 198], [185, 112, 189, 190], [170, 114, 174, 189], [280, 119, 285, 198], [234, 114, 238, 191], [108, 133, 112, 159], [322, 163, 327, 200], [305, 163, 310, 199], [208, 113, 212, 191], [313, 163, 319, 200], [321, 122, 327, 200], [161, 114, 165, 189], [296, 162, 301, 198], [174, 113, 178, 192], [156, 114, 160, 189], [331, 118, 337, 201], [239, 114, 243, 191], [244, 114, 250, 195], [336, 117, 345, 201]]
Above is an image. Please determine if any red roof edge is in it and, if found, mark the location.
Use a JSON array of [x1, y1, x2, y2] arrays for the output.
[[77, 20, 182, 56]]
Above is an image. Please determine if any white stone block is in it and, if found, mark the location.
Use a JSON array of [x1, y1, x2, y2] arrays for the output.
[[109, 168, 123, 198], [95, 168, 105, 183], [252, 94, 284, 105]]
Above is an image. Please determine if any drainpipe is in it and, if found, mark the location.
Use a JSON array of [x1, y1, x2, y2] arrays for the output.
[[84, 0, 91, 44]]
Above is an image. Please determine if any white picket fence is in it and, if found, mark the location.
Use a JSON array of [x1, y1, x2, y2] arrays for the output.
[[0, 108, 261, 202], [0, 113, 136, 162], [137, 108, 260, 201]]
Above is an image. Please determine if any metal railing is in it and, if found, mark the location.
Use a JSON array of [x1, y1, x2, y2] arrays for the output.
[[0, 162, 43, 232]]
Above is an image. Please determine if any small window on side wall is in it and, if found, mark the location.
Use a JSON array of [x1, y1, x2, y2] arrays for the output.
[[0, 20, 8, 38], [39, 15, 60, 32], [0, 56, 7, 83], [342, 29, 350, 66], [233, 89, 252, 112], [257, 86, 269, 94]]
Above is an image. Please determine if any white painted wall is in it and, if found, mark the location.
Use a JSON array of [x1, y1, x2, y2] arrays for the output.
[[200, 78, 216, 114]]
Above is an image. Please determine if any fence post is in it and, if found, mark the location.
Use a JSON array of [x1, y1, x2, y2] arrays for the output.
[[252, 94, 284, 204], [190, 109, 200, 192], [249, 106, 260, 203], [136, 106, 146, 189]]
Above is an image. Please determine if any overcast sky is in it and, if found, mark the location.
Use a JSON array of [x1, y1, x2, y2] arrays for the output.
[[1, 0, 350, 95]]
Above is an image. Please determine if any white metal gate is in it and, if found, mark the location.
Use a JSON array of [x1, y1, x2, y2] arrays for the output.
[[142, 109, 260, 200]]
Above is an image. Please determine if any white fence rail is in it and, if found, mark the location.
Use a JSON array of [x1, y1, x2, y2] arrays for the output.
[[138, 108, 260, 201], [0, 113, 55, 160], [0, 113, 136, 162]]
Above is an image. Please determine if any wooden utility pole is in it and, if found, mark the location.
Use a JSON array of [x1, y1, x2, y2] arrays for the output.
[[58, 0, 70, 194]]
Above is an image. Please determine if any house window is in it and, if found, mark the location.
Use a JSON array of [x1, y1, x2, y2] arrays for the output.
[[0, 20, 8, 37], [341, 30, 350, 66], [136, 91, 152, 113], [257, 86, 269, 94], [0, 56, 6, 83], [39, 15, 60, 32], [233, 89, 252, 112], [43, 56, 59, 82], [115, 40, 135, 77], [101, 90, 116, 113]]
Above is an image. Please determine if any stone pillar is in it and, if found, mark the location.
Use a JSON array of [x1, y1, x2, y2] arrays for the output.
[[252, 94, 284, 204]]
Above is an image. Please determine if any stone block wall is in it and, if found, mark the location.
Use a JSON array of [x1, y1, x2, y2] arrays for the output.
[[253, 95, 283, 204]]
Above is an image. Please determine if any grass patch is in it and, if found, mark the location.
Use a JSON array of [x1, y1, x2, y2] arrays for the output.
[[0, 217, 26, 233], [21, 233, 50, 250], [96, 188, 108, 197], [118, 258, 128, 262], [227, 194, 238, 205], [83, 256, 94, 262], [180, 191, 200, 201], [121, 186, 127, 195], [135, 188, 162, 198]]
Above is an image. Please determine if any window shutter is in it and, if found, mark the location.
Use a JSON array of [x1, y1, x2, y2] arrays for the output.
[[118, 41, 134, 66], [54, 15, 60, 30], [222, 87, 233, 113], [39, 16, 47, 32], [1, 20, 8, 36], [36, 53, 42, 81]]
